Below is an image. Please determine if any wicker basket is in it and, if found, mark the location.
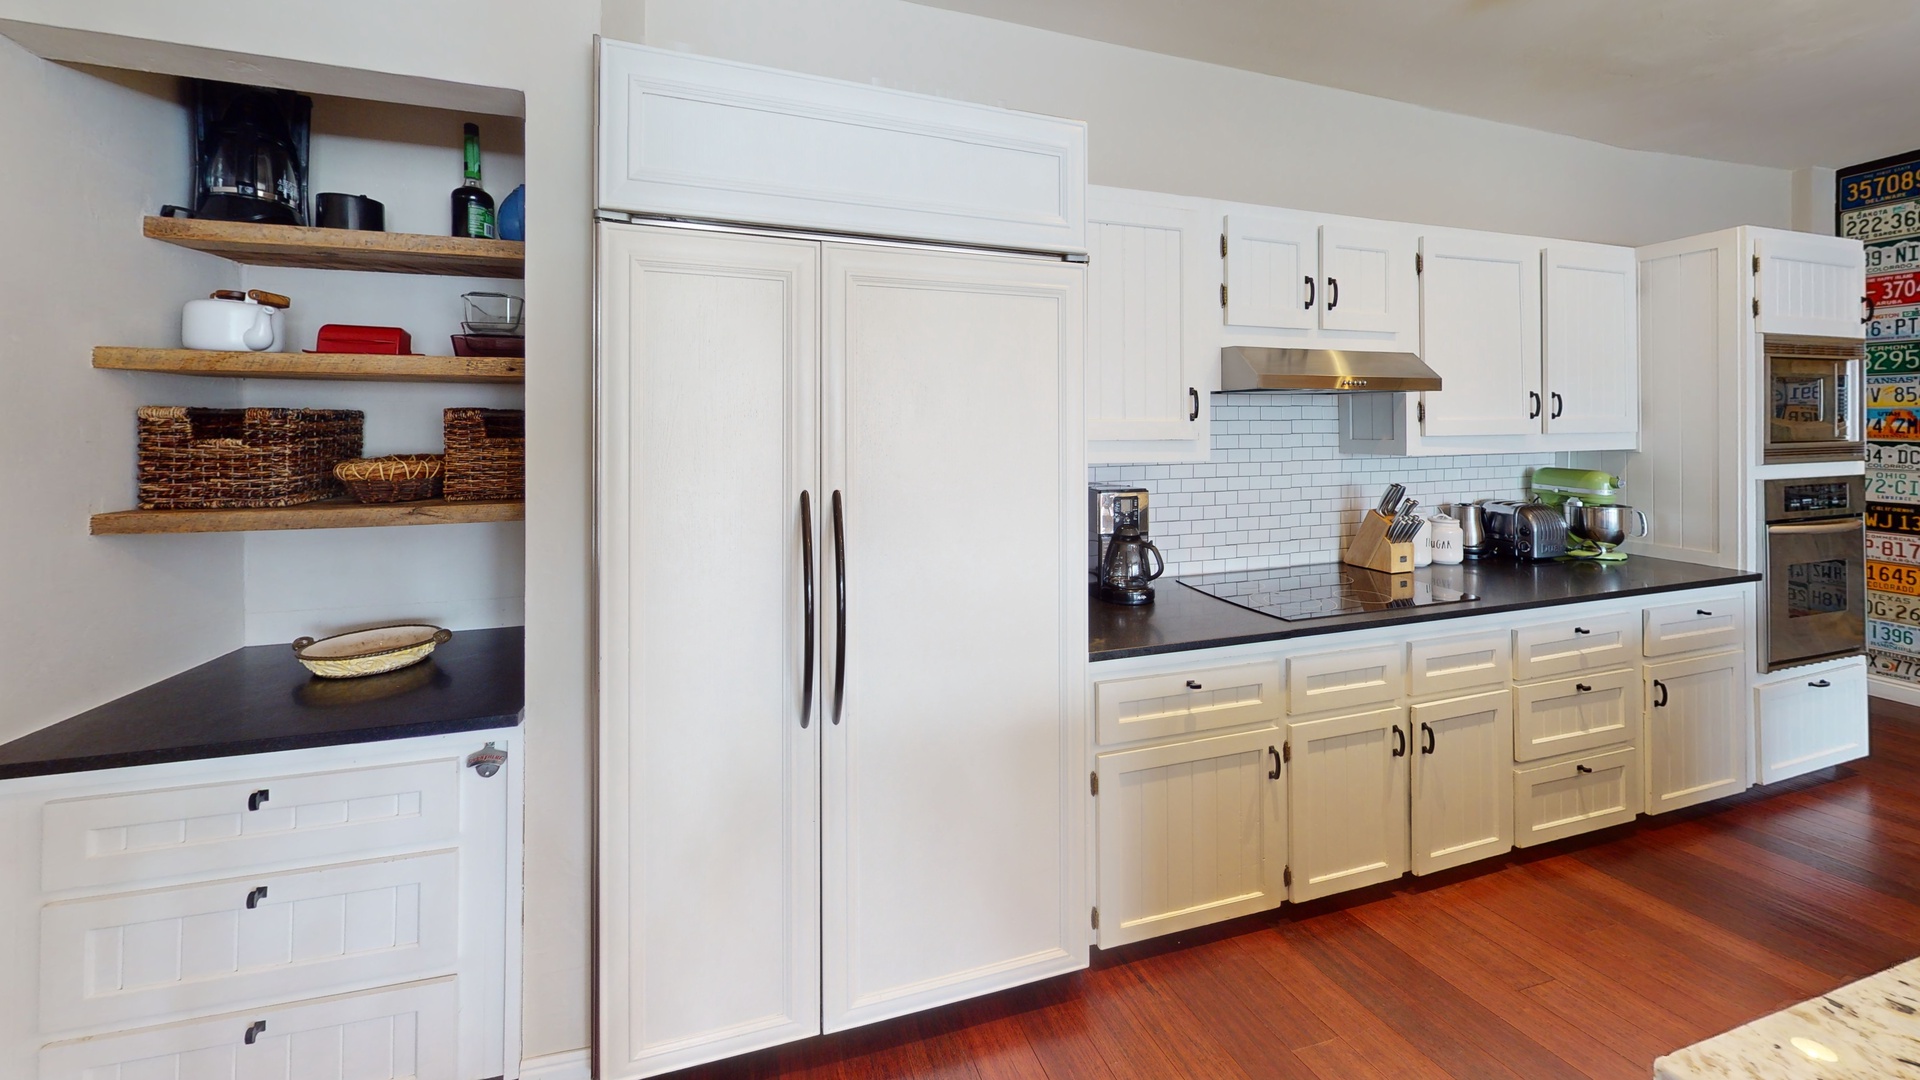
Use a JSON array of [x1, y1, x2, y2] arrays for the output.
[[334, 454, 444, 504], [137, 406, 363, 509], [443, 408, 524, 502]]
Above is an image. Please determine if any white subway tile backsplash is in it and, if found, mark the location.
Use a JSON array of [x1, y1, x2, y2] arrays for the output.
[[1091, 394, 1552, 576]]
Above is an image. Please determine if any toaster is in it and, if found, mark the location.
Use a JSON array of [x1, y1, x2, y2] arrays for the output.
[[1480, 500, 1568, 561]]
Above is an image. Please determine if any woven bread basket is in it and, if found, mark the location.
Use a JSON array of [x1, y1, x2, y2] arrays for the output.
[[136, 406, 362, 509], [443, 408, 524, 501], [334, 454, 444, 504]]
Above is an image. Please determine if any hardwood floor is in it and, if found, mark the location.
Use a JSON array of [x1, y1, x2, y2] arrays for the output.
[[667, 707, 1920, 1079]]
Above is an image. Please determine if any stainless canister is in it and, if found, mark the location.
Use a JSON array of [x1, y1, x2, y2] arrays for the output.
[[1456, 501, 1489, 557]]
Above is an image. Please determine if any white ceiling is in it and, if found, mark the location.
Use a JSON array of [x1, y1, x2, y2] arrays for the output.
[[906, 0, 1920, 169]]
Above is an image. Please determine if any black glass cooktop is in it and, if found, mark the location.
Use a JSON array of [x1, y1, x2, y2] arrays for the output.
[[1179, 564, 1477, 622]]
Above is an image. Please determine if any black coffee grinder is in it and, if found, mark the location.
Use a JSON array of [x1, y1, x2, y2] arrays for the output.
[[187, 80, 312, 226]]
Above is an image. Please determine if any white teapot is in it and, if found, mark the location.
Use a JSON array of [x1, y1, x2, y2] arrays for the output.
[[182, 289, 289, 352]]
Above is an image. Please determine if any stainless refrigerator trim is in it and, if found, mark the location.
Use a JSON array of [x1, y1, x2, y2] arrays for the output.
[[1762, 475, 1867, 673]]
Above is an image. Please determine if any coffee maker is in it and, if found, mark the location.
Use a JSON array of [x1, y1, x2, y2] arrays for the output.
[[188, 80, 313, 226], [1089, 484, 1164, 604]]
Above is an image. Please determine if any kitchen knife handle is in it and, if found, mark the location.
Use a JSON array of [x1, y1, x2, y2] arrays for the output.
[[800, 491, 815, 730], [1304, 275, 1315, 310], [832, 490, 847, 726], [1392, 724, 1406, 758], [1327, 277, 1339, 310], [1190, 387, 1200, 422], [1529, 391, 1541, 419]]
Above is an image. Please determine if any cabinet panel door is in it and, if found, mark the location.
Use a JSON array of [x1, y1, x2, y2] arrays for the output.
[[1543, 244, 1638, 436], [823, 244, 1085, 1032], [1224, 213, 1318, 330], [38, 978, 458, 1080], [597, 224, 821, 1078], [1418, 235, 1542, 437], [1512, 668, 1638, 763], [1287, 706, 1409, 902], [1320, 223, 1412, 335], [1411, 691, 1513, 875], [1755, 657, 1869, 784], [1756, 232, 1866, 339], [1086, 190, 1214, 461], [1095, 727, 1285, 947], [1646, 651, 1749, 814]]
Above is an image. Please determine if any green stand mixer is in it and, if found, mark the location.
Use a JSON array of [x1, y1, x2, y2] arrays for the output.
[[1530, 467, 1650, 561]]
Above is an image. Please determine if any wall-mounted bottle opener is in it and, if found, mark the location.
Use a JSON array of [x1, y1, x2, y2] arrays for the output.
[[466, 742, 508, 778]]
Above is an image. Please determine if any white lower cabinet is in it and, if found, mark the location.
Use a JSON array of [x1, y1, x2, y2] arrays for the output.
[[38, 978, 459, 1080], [1755, 656, 1870, 785], [1411, 691, 1513, 875], [1645, 651, 1750, 814], [1513, 746, 1640, 847], [1094, 727, 1285, 947], [1287, 706, 1409, 902]]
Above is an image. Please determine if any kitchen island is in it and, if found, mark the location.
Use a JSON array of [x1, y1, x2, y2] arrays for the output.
[[1654, 955, 1920, 1079]]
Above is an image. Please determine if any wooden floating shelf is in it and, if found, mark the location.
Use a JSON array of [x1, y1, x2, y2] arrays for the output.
[[93, 347, 524, 384], [143, 216, 524, 278], [91, 498, 525, 535]]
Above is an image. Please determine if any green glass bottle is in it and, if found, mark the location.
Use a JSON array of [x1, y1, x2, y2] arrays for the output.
[[450, 123, 497, 239]]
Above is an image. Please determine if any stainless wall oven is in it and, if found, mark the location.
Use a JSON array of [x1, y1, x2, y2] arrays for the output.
[[1764, 335, 1865, 463], [1763, 475, 1866, 671]]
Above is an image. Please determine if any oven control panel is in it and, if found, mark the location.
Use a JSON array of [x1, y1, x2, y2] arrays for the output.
[[1765, 474, 1865, 523]]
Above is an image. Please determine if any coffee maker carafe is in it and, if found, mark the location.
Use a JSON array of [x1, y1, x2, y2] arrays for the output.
[[1098, 496, 1164, 605]]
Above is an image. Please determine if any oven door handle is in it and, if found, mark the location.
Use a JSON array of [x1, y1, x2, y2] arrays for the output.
[[1768, 518, 1864, 540]]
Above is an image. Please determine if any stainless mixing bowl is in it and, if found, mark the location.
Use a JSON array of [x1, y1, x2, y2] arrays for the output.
[[1565, 502, 1650, 552]]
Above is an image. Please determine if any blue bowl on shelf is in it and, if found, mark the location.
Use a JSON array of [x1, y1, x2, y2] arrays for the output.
[[498, 184, 525, 242]]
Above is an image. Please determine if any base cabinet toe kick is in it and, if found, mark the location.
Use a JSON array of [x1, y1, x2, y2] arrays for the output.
[[1087, 581, 1870, 946]]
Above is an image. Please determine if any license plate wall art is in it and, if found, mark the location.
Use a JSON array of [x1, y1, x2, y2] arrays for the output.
[[1842, 150, 1920, 684]]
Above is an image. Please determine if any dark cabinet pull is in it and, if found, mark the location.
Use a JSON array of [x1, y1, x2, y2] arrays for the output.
[[1529, 391, 1541, 419], [1189, 387, 1200, 422], [244, 1020, 266, 1045], [1303, 275, 1315, 310], [832, 491, 847, 726], [1327, 277, 1340, 310], [1550, 392, 1564, 419], [1865, 295, 1878, 325], [1572, 626, 1591, 636], [1576, 764, 1593, 774], [1696, 609, 1712, 616], [1392, 725, 1406, 758], [245, 886, 268, 909], [1810, 679, 1832, 688], [1653, 679, 1669, 708], [1420, 722, 1435, 755], [1576, 683, 1592, 693], [800, 491, 815, 730], [1268, 746, 1282, 780], [247, 789, 269, 812], [1186, 680, 1203, 690]]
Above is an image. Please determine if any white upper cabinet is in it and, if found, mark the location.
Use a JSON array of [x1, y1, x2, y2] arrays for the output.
[[1223, 211, 1416, 347], [1086, 187, 1216, 463], [1752, 229, 1867, 339], [596, 40, 1087, 253], [1417, 233, 1542, 438], [1543, 243, 1638, 437]]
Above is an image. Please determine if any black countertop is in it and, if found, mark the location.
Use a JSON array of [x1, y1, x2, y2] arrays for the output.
[[0, 626, 524, 781], [1091, 556, 1759, 662]]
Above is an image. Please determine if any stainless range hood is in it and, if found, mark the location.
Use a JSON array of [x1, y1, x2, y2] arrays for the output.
[[1220, 347, 1442, 392]]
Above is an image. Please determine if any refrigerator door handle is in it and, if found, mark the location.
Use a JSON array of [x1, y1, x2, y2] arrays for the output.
[[833, 490, 847, 725], [800, 490, 815, 729]]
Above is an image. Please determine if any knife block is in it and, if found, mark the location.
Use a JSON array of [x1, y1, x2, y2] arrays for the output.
[[1344, 510, 1416, 574]]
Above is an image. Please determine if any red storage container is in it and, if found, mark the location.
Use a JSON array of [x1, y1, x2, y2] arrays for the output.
[[313, 324, 413, 355]]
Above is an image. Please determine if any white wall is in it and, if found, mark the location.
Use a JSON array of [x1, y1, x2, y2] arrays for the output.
[[0, 1, 598, 1063], [0, 41, 241, 745], [620, 0, 1795, 246]]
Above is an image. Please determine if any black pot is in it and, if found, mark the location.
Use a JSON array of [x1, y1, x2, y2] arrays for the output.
[[315, 193, 385, 231]]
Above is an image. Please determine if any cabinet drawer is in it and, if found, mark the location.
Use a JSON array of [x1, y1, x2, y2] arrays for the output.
[[1644, 595, 1745, 658], [1407, 631, 1511, 699], [42, 758, 461, 893], [1512, 612, 1639, 682], [38, 976, 458, 1080], [40, 850, 458, 1035], [1513, 746, 1639, 848], [1095, 661, 1283, 744], [1288, 644, 1403, 715], [1513, 668, 1638, 762], [1755, 656, 1869, 785]]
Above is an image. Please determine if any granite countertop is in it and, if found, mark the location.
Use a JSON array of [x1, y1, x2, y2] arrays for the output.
[[0, 626, 524, 780], [1091, 555, 1760, 662], [1655, 956, 1920, 1078]]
